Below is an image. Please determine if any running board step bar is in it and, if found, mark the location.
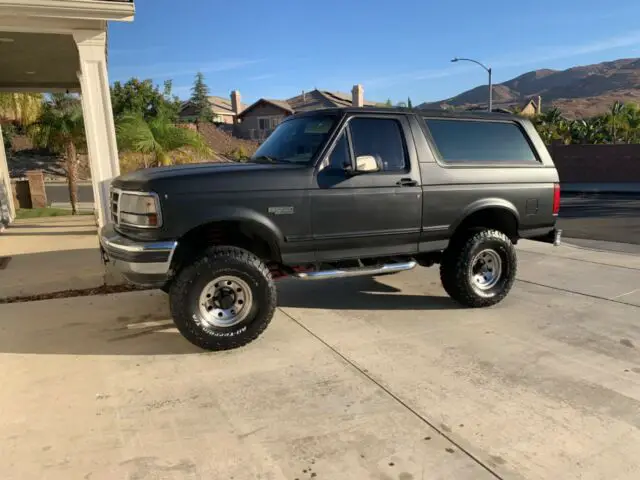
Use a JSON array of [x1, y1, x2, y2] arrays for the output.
[[293, 260, 417, 280]]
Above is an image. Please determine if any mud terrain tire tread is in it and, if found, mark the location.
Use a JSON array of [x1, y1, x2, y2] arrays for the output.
[[440, 229, 517, 308], [169, 246, 276, 351]]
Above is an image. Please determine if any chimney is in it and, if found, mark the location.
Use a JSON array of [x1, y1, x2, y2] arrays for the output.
[[537, 96, 542, 114], [352, 84, 364, 107], [231, 90, 242, 123]]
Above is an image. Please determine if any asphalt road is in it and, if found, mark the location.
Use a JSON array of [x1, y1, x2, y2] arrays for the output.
[[558, 194, 640, 252], [44, 182, 93, 204]]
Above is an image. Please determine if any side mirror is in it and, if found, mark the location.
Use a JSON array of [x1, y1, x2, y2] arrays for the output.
[[354, 155, 380, 173]]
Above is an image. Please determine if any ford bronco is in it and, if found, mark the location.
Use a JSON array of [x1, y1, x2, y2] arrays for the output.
[[100, 107, 561, 351]]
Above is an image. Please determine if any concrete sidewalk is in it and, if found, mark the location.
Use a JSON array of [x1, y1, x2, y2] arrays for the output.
[[1, 240, 639, 479], [0, 215, 111, 298]]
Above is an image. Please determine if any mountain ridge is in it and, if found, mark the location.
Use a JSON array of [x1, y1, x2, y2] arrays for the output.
[[419, 58, 640, 117]]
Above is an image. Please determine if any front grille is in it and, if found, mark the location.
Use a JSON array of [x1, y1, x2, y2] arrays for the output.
[[110, 189, 120, 225]]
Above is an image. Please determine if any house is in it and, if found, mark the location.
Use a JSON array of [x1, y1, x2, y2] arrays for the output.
[[462, 96, 543, 116], [179, 92, 248, 124], [233, 99, 294, 141], [235, 85, 379, 140], [518, 96, 542, 117]]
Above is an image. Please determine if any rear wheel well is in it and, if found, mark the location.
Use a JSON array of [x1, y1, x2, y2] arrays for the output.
[[169, 221, 280, 278], [452, 208, 519, 242]]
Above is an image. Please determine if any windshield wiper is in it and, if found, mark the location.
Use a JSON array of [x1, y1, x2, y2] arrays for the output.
[[251, 155, 281, 164]]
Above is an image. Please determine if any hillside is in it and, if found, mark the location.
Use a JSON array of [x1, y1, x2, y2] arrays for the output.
[[419, 58, 640, 118]]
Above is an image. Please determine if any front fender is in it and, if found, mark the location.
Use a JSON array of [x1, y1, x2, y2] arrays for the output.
[[181, 205, 285, 250]]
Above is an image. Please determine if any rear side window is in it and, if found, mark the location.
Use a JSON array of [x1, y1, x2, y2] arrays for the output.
[[424, 118, 538, 164]]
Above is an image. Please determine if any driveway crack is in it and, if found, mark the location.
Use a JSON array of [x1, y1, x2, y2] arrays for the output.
[[278, 307, 505, 480], [516, 279, 639, 307]]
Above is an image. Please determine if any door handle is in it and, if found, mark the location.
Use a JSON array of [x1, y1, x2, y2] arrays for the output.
[[396, 178, 418, 187]]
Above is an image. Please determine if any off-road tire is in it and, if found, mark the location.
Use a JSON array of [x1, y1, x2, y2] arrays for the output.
[[440, 229, 517, 308], [169, 246, 276, 351]]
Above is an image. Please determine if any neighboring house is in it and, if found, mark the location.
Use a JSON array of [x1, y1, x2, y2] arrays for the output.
[[235, 85, 379, 140], [461, 96, 543, 116], [179, 92, 248, 124], [518, 96, 542, 117], [234, 99, 294, 141]]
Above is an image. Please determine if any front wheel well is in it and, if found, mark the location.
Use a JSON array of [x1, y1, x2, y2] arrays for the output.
[[169, 221, 281, 277], [452, 208, 519, 242]]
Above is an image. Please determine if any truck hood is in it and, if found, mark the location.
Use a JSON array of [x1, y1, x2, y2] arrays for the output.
[[111, 161, 310, 193]]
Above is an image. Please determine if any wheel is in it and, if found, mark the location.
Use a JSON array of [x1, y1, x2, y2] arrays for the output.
[[169, 246, 277, 351], [440, 229, 517, 308]]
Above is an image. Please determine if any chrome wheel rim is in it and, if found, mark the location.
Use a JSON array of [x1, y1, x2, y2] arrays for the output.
[[198, 275, 253, 328], [470, 249, 502, 291]]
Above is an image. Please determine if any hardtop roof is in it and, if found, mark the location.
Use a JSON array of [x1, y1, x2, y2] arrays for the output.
[[287, 106, 519, 121]]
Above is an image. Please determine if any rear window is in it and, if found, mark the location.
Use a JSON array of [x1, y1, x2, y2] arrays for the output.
[[424, 118, 539, 164]]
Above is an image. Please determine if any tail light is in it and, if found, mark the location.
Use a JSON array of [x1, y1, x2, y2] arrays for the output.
[[552, 183, 561, 215]]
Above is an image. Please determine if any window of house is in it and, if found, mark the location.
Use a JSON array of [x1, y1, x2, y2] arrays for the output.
[[348, 118, 407, 171], [258, 116, 281, 130], [424, 118, 539, 163]]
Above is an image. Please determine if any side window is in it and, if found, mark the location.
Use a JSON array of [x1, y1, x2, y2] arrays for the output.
[[424, 118, 539, 163], [349, 118, 407, 172], [328, 131, 350, 170]]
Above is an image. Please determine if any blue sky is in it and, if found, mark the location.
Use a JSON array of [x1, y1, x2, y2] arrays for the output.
[[108, 0, 640, 105]]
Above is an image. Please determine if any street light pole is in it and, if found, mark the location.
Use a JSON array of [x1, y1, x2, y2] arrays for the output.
[[451, 57, 493, 112]]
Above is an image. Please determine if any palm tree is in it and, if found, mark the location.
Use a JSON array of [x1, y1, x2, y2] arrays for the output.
[[624, 103, 640, 143], [609, 101, 625, 144], [533, 108, 569, 144], [29, 93, 85, 214], [0, 92, 43, 128], [116, 113, 211, 167]]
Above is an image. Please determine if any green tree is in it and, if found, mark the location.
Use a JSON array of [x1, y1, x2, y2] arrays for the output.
[[190, 72, 213, 122], [407, 97, 413, 109], [29, 93, 85, 214], [624, 103, 640, 143], [111, 78, 181, 122], [384, 99, 393, 107], [532, 107, 572, 144], [116, 113, 211, 167], [0, 92, 43, 129], [609, 101, 625, 144]]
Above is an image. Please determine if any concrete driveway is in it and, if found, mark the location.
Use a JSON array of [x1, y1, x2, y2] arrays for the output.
[[1, 241, 639, 479]]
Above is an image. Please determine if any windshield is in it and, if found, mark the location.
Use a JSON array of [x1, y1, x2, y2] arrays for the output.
[[251, 115, 337, 165]]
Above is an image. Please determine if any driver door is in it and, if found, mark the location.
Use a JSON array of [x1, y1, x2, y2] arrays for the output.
[[310, 114, 422, 261]]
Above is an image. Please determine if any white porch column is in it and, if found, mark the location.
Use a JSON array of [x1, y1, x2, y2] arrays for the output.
[[0, 124, 16, 223], [73, 29, 120, 228]]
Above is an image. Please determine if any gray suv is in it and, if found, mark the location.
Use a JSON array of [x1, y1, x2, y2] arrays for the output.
[[100, 107, 560, 351]]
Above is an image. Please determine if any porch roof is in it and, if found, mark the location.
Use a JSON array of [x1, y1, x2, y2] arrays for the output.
[[0, 0, 135, 92]]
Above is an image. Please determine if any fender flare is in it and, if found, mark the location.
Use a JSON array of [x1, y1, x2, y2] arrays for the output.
[[449, 198, 520, 234], [182, 206, 285, 258]]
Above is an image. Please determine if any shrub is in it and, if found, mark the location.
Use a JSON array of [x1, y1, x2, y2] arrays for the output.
[[226, 146, 250, 162]]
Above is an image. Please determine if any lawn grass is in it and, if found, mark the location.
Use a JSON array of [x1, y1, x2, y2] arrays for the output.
[[16, 207, 93, 219]]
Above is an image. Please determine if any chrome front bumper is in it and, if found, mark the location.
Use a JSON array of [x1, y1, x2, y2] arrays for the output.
[[99, 223, 177, 286]]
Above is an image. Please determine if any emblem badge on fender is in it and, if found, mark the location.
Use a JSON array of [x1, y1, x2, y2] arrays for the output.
[[268, 206, 294, 215]]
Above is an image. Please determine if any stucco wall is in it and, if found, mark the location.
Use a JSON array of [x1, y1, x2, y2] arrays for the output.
[[549, 144, 640, 183]]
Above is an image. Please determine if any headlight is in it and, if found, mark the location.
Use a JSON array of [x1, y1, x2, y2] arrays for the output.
[[118, 192, 162, 228]]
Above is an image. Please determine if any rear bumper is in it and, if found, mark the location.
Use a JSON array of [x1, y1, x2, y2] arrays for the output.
[[521, 226, 562, 246], [99, 223, 177, 286]]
